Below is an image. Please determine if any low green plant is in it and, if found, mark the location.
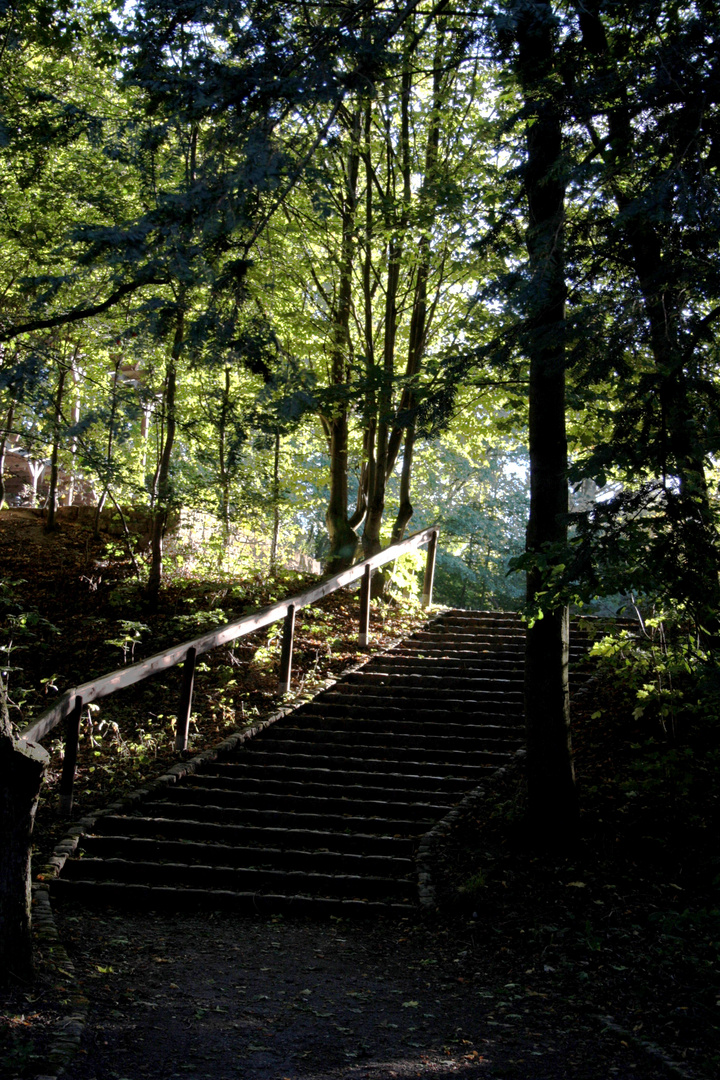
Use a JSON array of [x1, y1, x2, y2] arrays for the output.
[[457, 870, 488, 898], [104, 620, 150, 664]]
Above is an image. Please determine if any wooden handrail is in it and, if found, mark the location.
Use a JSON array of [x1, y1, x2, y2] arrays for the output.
[[20, 527, 439, 800]]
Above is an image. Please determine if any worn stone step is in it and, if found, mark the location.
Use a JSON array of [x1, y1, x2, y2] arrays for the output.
[[205, 761, 473, 794], [50, 879, 414, 916], [340, 671, 524, 693], [158, 785, 450, 821], [240, 743, 512, 773], [362, 657, 524, 676], [93, 815, 416, 856], [284, 711, 523, 742], [256, 724, 521, 754], [323, 689, 523, 713], [79, 835, 414, 877], [190, 772, 459, 807], [58, 858, 415, 900], [137, 800, 435, 836], [292, 700, 525, 727]]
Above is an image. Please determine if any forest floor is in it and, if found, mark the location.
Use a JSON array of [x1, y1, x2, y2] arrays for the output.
[[1, 508, 718, 1080]]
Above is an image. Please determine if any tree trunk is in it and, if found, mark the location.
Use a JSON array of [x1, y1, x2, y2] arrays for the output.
[[325, 106, 362, 573], [146, 309, 182, 608], [270, 428, 281, 570], [515, 0, 578, 845], [0, 400, 15, 509], [218, 367, 232, 556], [66, 358, 81, 507], [44, 364, 68, 532], [362, 56, 413, 563], [0, 681, 48, 984]]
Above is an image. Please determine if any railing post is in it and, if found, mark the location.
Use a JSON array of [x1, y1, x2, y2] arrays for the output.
[[278, 604, 296, 693], [59, 695, 83, 816], [176, 646, 197, 752], [422, 529, 438, 609], [359, 564, 372, 646]]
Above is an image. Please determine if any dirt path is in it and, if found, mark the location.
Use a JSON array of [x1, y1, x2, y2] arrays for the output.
[[55, 909, 664, 1080]]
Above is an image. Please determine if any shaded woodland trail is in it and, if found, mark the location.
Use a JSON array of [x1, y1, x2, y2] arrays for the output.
[[43, 617, 688, 1080], [54, 898, 669, 1080], [1, 515, 716, 1080]]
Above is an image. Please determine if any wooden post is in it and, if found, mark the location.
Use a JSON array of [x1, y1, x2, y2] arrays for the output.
[[359, 564, 372, 646], [59, 696, 83, 816], [422, 529, 438, 609], [176, 646, 197, 752], [278, 604, 295, 693]]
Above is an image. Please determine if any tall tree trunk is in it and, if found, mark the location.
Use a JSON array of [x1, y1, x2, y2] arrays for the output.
[[66, 358, 81, 507], [0, 400, 15, 509], [146, 309, 182, 608], [44, 363, 68, 532], [515, 0, 578, 845], [0, 677, 48, 984], [218, 366, 232, 555], [270, 428, 281, 569], [363, 56, 413, 562], [325, 106, 362, 572]]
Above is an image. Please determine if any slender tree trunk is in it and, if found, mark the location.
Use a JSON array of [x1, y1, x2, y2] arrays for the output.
[[0, 678, 48, 984], [45, 364, 68, 532], [325, 107, 362, 572], [270, 429, 281, 569], [515, 0, 578, 846], [389, 19, 445, 547], [147, 308, 182, 608], [66, 358, 81, 507], [0, 400, 15, 509], [218, 367, 232, 555], [94, 356, 122, 537], [363, 58, 413, 562]]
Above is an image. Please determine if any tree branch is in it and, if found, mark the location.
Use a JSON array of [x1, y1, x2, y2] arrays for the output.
[[0, 279, 168, 344]]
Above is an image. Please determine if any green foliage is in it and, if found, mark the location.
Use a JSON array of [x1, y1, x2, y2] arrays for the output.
[[588, 613, 717, 729], [103, 619, 149, 665]]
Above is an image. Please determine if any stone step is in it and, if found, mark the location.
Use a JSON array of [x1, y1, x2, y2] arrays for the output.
[[79, 835, 415, 877], [93, 815, 416, 856], [257, 724, 520, 753], [50, 879, 414, 916], [157, 784, 451, 821], [203, 761, 473, 794], [292, 701, 525, 727], [237, 745, 511, 774], [340, 671, 525, 692], [58, 858, 415, 900], [285, 710, 523, 741], [189, 773, 459, 806], [323, 690, 524, 714], [137, 801, 436, 836]]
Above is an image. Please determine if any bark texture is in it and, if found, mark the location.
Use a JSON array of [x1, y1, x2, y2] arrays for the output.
[[515, 0, 578, 843], [0, 722, 48, 982]]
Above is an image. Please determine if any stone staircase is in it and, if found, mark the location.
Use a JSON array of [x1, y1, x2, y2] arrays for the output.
[[50, 610, 594, 916]]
